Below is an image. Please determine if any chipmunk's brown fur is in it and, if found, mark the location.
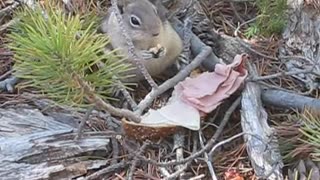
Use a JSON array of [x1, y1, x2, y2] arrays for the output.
[[101, 0, 183, 81]]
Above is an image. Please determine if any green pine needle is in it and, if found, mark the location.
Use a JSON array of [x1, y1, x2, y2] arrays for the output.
[[246, 0, 287, 37], [8, 4, 132, 106], [299, 109, 320, 161]]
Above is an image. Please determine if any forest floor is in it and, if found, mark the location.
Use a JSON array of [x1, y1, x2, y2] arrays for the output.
[[1, 0, 320, 180]]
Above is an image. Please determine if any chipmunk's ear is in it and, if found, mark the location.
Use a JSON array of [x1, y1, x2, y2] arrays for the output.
[[116, 0, 128, 14], [150, 0, 169, 21]]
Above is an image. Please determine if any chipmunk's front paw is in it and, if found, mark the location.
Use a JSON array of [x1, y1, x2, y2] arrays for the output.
[[149, 44, 166, 58], [141, 44, 166, 60], [141, 50, 154, 60]]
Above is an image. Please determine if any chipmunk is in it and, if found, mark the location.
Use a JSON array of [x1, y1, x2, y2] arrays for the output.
[[101, 0, 183, 82]]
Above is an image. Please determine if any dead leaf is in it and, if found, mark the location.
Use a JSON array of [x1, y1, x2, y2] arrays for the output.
[[177, 54, 248, 114]]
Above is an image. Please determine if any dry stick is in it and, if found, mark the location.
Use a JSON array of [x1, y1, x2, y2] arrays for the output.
[[73, 74, 141, 123], [250, 67, 316, 81], [0, 18, 18, 33], [189, 174, 206, 180], [115, 79, 137, 109], [0, 70, 12, 81], [236, 37, 278, 61], [234, 16, 259, 37], [74, 105, 94, 140], [199, 131, 218, 180], [110, 0, 157, 89], [159, 168, 171, 177], [98, 58, 137, 109], [164, 164, 189, 180], [237, 37, 319, 68], [238, 38, 319, 81], [135, 46, 212, 115], [137, 96, 241, 167], [0, 1, 19, 16], [111, 138, 120, 165], [173, 131, 186, 179], [85, 161, 129, 180], [128, 142, 150, 180], [230, 2, 245, 25], [209, 132, 245, 156]]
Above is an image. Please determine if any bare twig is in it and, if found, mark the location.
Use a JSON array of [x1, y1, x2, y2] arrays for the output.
[[159, 168, 171, 177], [128, 142, 149, 180], [73, 74, 141, 123], [74, 106, 94, 140], [164, 164, 189, 180], [209, 132, 244, 156], [199, 131, 218, 180], [114, 78, 137, 109], [234, 16, 259, 37], [0, 18, 18, 33], [189, 174, 206, 180], [173, 131, 186, 179], [0, 1, 19, 16], [0, 70, 13, 81], [85, 161, 129, 180], [236, 37, 278, 61], [135, 46, 212, 115], [262, 89, 320, 110], [250, 67, 316, 81], [110, 0, 157, 88], [111, 138, 120, 165], [230, 2, 245, 25]]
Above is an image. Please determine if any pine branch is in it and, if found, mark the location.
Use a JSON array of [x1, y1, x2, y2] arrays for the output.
[[8, 3, 137, 121]]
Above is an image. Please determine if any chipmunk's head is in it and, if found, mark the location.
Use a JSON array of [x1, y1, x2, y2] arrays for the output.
[[119, 0, 166, 43]]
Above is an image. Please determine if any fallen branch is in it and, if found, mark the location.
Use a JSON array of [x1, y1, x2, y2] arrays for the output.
[[262, 89, 320, 110], [209, 132, 244, 156], [241, 63, 283, 179], [199, 131, 218, 180], [0, 70, 13, 81], [135, 46, 212, 115], [173, 131, 186, 179], [74, 74, 141, 123], [127, 142, 149, 180], [250, 68, 314, 81]]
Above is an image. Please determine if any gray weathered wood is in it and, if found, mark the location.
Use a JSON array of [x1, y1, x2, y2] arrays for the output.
[[241, 66, 283, 180], [0, 108, 111, 180], [281, 0, 320, 91]]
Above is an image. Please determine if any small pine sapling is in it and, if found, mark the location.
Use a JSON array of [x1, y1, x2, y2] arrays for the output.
[[7, 4, 133, 107]]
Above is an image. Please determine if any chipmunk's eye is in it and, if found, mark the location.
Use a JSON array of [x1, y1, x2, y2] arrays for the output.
[[130, 15, 141, 27]]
